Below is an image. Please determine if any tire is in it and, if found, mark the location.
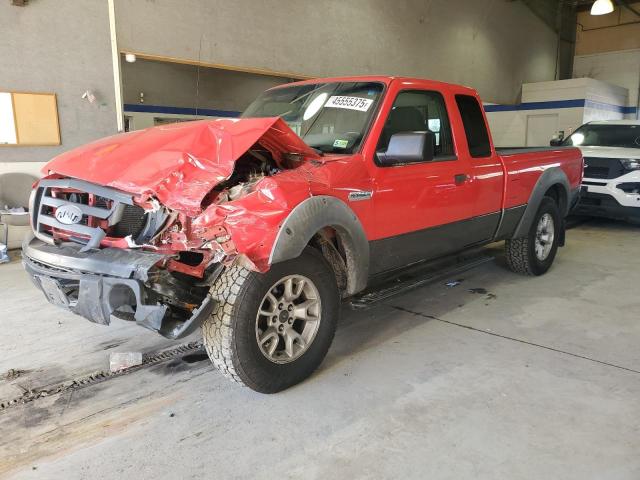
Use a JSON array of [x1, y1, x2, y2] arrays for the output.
[[505, 196, 561, 276], [202, 248, 339, 393]]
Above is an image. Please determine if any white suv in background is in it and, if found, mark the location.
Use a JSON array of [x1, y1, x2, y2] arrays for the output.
[[558, 120, 640, 224]]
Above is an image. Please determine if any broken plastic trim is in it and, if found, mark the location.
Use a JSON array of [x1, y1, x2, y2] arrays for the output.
[[22, 235, 221, 339]]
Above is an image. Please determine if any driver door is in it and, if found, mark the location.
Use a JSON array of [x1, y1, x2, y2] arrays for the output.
[[370, 89, 476, 274]]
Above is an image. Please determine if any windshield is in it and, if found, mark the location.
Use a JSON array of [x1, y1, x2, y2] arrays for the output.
[[562, 124, 640, 149], [242, 81, 384, 153]]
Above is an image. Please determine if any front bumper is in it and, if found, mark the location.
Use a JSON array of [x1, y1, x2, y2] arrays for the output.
[[574, 192, 640, 222], [22, 235, 216, 339], [576, 170, 640, 222]]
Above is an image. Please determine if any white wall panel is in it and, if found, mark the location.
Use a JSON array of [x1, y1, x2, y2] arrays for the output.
[[574, 49, 640, 114]]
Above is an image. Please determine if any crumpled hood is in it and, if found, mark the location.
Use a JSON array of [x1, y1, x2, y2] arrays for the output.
[[44, 117, 319, 214]]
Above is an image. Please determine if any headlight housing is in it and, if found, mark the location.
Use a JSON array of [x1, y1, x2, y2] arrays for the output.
[[621, 158, 640, 171]]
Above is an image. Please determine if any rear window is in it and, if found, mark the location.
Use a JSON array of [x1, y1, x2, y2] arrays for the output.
[[455, 94, 491, 158]]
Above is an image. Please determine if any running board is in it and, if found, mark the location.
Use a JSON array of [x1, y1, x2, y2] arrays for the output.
[[350, 253, 495, 310]]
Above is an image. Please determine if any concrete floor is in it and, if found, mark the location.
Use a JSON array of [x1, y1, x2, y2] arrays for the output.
[[0, 218, 638, 479]]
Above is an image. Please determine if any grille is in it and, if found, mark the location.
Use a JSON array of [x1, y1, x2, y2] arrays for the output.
[[31, 178, 150, 250], [583, 157, 626, 180], [112, 204, 147, 238]]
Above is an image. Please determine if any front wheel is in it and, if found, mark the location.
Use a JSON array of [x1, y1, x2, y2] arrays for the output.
[[505, 196, 561, 276], [202, 248, 339, 393]]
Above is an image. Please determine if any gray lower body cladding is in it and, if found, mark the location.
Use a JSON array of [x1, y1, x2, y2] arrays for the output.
[[22, 235, 216, 339]]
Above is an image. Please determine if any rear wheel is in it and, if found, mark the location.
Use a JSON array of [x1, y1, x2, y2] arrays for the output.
[[202, 248, 339, 393], [505, 196, 561, 276]]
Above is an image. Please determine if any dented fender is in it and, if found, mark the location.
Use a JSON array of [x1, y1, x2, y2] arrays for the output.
[[269, 196, 369, 295], [192, 171, 315, 272]]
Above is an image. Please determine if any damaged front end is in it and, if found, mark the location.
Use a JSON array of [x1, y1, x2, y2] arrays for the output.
[[23, 176, 221, 339], [23, 118, 321, 338], [23, 236, 218, 339]]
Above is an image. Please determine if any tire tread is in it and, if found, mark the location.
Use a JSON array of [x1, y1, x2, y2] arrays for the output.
[[202, 265, 250, 387], [505, 196, 560, 276], [505, 237, 535, 275], [202, 249, 339, 393]]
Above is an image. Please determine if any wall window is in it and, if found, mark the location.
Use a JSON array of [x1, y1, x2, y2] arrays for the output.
[[377, 90, 454, 158], [455, 94, 491, 158], [0, 92, 60, 146]]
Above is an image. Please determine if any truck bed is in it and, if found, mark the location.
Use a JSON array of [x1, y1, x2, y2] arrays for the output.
[[498, 146, 583, 210], [496, 146, 576, 155]]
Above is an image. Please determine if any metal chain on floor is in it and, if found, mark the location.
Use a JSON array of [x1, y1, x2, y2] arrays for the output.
[[0, 341, 204, 412]]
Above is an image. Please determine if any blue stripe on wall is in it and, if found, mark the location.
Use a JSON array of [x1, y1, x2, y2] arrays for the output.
[[483, 98, 637, 115], [584, 100, 637, 114], [483, 99, 585, 112], [125, 101, 636, 118], [123, 104, 241, 117]]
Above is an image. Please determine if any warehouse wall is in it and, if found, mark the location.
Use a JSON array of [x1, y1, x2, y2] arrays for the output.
[[486, 78, 630, 147], [574, 50, 640, 115], [0, 0, 561, 166], [575, 3, 640, 56], [121, 59, 291, 130], [572, 2, 640, 119], [122, 59, 289, 112], [0, 0, 117, 164], [114, 0, 559, 104]]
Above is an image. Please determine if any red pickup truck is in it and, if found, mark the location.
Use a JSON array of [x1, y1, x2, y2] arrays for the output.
[[23, 76, 583, 392]]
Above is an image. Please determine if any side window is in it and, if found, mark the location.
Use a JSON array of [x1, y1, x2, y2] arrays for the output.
[[377, 90, 454, 159], [455, 94, 491, 158]]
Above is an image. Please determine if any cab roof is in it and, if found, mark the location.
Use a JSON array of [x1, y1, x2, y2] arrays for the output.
[[269, 75, 479, 97]]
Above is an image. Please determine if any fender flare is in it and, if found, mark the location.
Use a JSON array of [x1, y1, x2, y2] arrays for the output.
[[512, 167, 571, 238], [268, 195, 369, 295]]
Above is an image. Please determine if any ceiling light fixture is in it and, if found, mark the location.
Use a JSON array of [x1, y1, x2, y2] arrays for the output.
[[124, 53, 137, 63], [590, 0, 614, 15]]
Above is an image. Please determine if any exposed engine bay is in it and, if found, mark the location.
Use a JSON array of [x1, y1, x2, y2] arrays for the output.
[[213, 147, 280, 203], [202, 144, 303, 206]]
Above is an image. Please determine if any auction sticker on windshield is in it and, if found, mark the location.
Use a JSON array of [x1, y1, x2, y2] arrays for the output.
[[325, 96, 373, 112]]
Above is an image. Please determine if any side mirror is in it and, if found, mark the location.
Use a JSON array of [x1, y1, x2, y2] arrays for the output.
[[377, 131, 435, 166], [550, 131, 565, 147]]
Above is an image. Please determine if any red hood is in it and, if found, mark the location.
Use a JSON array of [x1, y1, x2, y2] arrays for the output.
[[44, 117, 319, 214]]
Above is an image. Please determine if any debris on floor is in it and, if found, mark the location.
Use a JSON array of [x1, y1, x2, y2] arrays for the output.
[[466, 288, 497, 305], [109, 352, 143, 373], [445, 279, 464, 287], [468, 287, 488, 294], [3, 368, 26, 380], [0, 243, 8, 264]]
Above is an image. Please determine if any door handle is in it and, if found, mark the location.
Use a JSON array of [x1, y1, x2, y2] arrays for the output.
[[454, 173, 468, 185]]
